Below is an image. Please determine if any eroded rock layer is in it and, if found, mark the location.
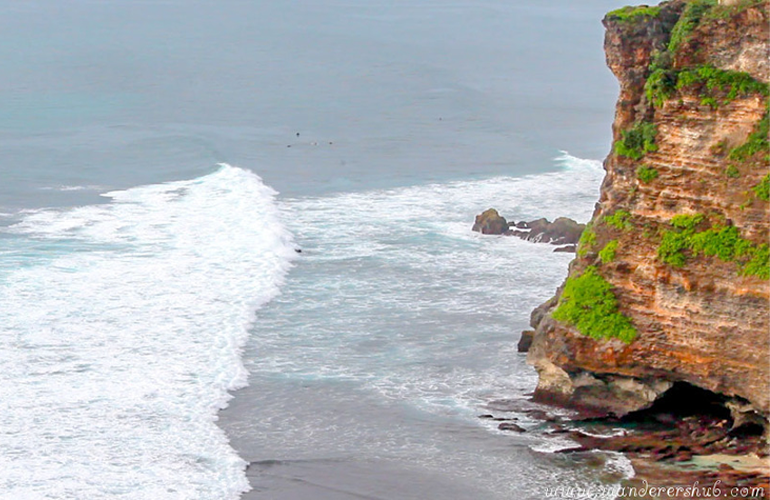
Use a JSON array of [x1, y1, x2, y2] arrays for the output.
[[527, 0, 770, 422]]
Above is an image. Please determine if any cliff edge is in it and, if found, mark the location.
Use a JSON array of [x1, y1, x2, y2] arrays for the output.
[[527, 0, 770, 429]]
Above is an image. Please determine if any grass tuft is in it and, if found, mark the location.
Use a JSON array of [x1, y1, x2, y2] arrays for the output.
[[607, 5, 662, 22]]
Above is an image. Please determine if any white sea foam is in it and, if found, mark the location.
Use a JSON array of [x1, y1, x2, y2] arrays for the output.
[[39, 184, 106, 192], [0, 164, 295, 499], [257, 151, 604, 406], [603, 450, 636, 480], [222, 152, 611, 497], [529, 435, 582, 454], [238, 151, 604, 447]]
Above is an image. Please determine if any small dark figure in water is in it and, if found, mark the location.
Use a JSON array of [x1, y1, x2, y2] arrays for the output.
[[295, 248, 302, 253]]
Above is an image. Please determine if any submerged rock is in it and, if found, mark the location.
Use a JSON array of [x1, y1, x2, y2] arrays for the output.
[[472, 208, 509, 235], [498, 422, 526, 432]]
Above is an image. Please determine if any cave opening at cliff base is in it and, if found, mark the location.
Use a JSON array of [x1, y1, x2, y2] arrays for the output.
[[626, 382, 764, 436]]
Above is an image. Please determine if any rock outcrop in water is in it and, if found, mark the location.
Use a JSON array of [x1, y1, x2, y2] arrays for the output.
[[472, 210, 585, 250], [509, 217, 585, 246], [527, 0, 770, 431], [472, 208, 509, 234]]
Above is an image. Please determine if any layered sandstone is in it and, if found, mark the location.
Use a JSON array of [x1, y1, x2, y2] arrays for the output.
[[527, 0, 770, 423]]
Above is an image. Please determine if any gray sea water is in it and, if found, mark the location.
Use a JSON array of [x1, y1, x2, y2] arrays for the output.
[[1, 1, 628, 499]]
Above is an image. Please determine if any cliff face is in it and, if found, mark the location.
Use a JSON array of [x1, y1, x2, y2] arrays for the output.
[[528, 0, 770, 423]]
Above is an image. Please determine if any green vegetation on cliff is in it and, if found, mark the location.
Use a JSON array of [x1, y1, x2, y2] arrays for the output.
[[677, 66, 769, 104], [615, 122, 658, 160], [665, 0, 764, 54], [599, 240, 619, 263], [725, 165, 741, 178], [641, 0, 768, 111], [753, 173, 770, 202], [667, 0, 716, 54], [658, 214, 704, 267], [604, 210, 633, 231], [647, 65, 768, 109], [552, 266, 637, 343], [636, 165, 659, 183], [657, 214, 769, 279], [577, 223, 597, 257], [742, 244, 770, 279], [645, 67, 677, 107], [705, 0, 766, 19], [606, 5, 662, 22], [729, 111, 770, 163]]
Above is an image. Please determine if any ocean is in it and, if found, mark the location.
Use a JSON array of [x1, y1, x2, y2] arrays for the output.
[[0, 1, 628, 499]]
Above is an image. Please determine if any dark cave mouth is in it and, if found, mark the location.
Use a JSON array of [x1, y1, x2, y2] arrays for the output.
[[625, 382, 764, 436]]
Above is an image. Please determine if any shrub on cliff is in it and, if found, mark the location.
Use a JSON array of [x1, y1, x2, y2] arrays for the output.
[[676, 66, 769, 106], [658, 214, 706, 267], [742, 244, 770, 280], [729, 112, 769, 163], [606, 5, 662, 22], [615, 122, 658, 160], [724, 165, 741, 178], [599, 240, 619, 263], [658, 231, 690, 267], [647, 63, 768, 109], [605, 210, 633, 231], [552, 266, 637, 343], [636, 166, 659, 183], [645, 68, 677, 108], [577, 223, 596, 257], [671, 213, 704, 230], [657, 214, 769, 279], [667, 0, 716, 54], [753, 173, 770, 202]]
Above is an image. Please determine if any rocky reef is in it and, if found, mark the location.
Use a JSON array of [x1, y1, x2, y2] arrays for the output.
[[509, 217, 585, 247], [527, 0, 769, 436], [472, 209, 585, 252]]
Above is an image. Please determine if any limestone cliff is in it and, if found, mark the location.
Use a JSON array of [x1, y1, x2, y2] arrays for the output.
[[527, 0, 770, 425]]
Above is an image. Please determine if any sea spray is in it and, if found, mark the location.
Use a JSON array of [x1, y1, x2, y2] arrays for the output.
[[0, 165, 295, 500]]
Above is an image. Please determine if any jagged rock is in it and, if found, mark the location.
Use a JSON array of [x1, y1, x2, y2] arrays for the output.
[[726, 399, 767, 432], [517, 330, 534, 352], [472, 208, 509, 235], [509, 217, 585, 245], [529, 296, 557, 331], [517, 296, 555, 356], [553, 245, 576, 253]]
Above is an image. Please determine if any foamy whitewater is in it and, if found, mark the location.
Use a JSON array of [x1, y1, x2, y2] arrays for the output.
[[0, 153, 629, 499], [0, 0, 633, 497], [0, 165, 296, 499], [220, 153, 634, 499]]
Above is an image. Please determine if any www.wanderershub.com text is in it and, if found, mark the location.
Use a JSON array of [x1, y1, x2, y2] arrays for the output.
[[541, 480, 765, 499]]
